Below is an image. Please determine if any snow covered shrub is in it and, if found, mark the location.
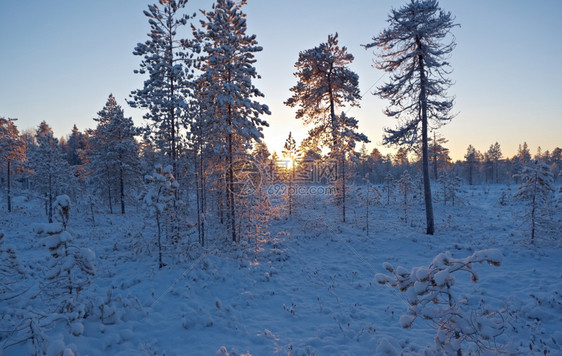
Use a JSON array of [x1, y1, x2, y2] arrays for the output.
[[514, 159, 555, 243], [0, 232, 26, 299], [43, 197, 95, 311], [140, 164, 179, 268], [375, 249, 506, 355], [239, 185, 280, 263], [45, 232, 96, 308], [53, 195, 71, 230], [0, 233, 42, 355]]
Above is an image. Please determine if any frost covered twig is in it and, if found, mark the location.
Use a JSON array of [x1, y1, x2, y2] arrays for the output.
[[376, 249, 506, 354]]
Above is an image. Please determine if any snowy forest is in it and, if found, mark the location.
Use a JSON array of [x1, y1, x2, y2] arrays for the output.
[[1, 0, 561, 355]]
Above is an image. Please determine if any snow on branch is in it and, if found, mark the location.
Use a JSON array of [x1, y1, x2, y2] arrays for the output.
[[376, 249, 506, 354]]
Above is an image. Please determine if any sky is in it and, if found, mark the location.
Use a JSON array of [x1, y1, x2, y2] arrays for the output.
[[1, 0, 561, 161]]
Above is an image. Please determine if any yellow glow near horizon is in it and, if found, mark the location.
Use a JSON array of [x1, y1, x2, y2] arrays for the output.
[[280, 154, 297, 170]]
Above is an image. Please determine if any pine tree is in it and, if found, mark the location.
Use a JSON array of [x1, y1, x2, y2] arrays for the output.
[[141, 164, 179, 268], [359, 173, 382, 236], [130, 0, 195, 176], [331, 112, 369, 222], [285, 33, 367, 222], [238, 174, 279, 263], [364, 0, 458, 235], [427, 131, 450, 179], [394, 147, 410, 168], [518, 142, 531, 163], [282, 132, 298, 216], [464, 145, 481, 185], [88, 94, 142, 214], [28, 122, 73, 223], [514, 159, 555, 243], [439, 169, 464, 206], [483, 142, 500, 184], [253, 141, 271, 164], [189, 79, 210, 247], [383, 172, 394, 205], [0, 118, 26, 212], [62, 124, 87, 166], [193, 0, 270, 242], [397, 170, 415, 223]]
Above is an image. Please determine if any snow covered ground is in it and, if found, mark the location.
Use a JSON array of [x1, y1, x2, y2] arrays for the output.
[[1, 184, 561, 355]]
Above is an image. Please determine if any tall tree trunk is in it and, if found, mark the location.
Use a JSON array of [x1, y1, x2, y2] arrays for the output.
[[199, 155, 203, 246], [432, 132, 438, 179], [195, 140, 206, 247], [226, 101, 237, 242], [218, 176, 224, 225], [108, 170, 113, 214], [156, 212, 163, 268], [531, 170, 537, 244], [48, 172, 53, 223], [342, 153, 346, 222], [120, 165, 125, 214], [365, 182, 370, 236], [288, 166, 294, 216], [7, 159, 11, 212], [195, 155, 202, 245], [227, 130, 236, 242], [168, 24, 177, 180], [417, 39, 435, 235], [226, 62, 237, 243], [198, 126, 207, 247]]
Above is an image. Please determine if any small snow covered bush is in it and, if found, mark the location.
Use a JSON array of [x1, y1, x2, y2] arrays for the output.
[[140, 164, 179, 268], [0, 232, 26, 299], [53, 195, 71, 230], [43, 196, 96, 311], [376, 249, 506, 355]]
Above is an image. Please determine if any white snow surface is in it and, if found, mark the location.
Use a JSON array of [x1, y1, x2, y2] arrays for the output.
[[1, 184, 561, 355]]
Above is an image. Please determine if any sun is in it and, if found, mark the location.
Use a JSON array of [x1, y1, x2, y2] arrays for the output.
[[280, 154, 297, 170]]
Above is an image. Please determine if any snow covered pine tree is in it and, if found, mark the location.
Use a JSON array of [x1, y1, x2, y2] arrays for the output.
[[282, 132, 298, 216], [130, 0, 195, 178], [28, 122, 74, 223], [514, 159, 556, 243], [285, 33, 368, 222], [193, 0, 270, 242], [88, 94, 142, 214], [0, 117, 26, 212], [364, 0, 458, 234]]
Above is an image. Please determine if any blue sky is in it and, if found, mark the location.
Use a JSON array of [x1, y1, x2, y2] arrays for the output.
[[1, 0, 561, 160]]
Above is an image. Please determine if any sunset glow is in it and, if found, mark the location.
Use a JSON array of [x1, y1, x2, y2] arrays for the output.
[[0, 1, 560, 161]]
